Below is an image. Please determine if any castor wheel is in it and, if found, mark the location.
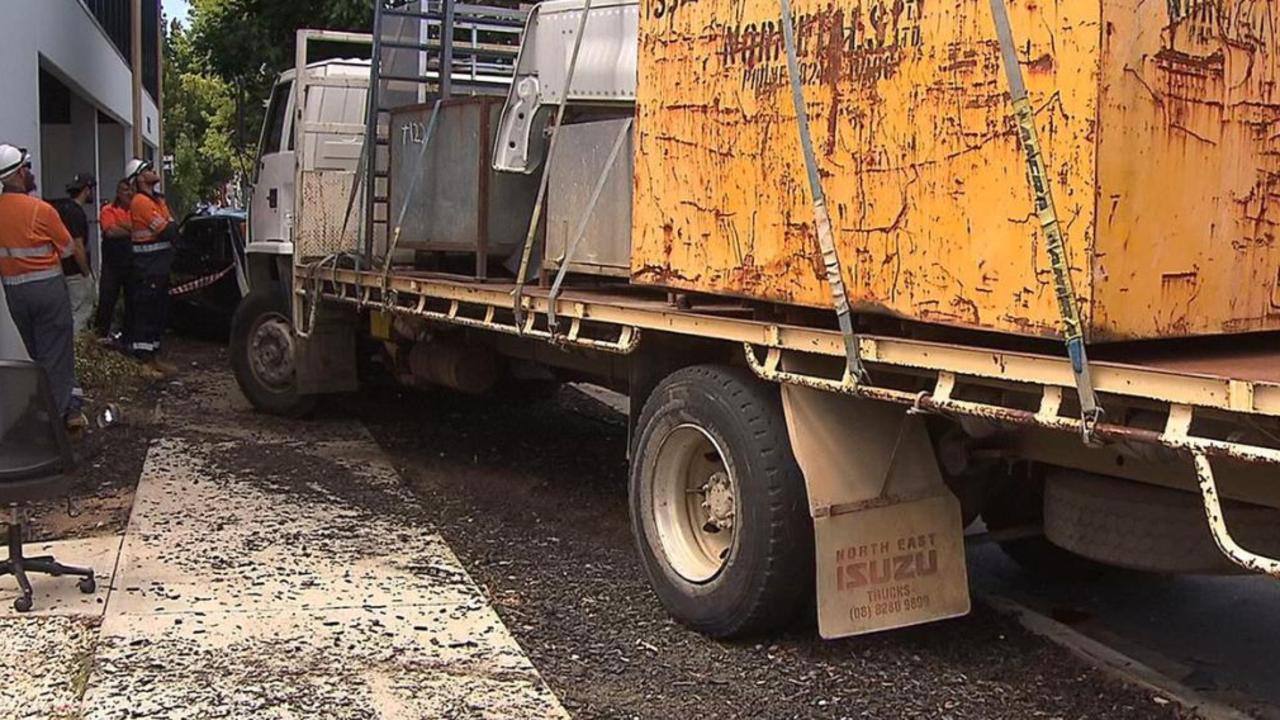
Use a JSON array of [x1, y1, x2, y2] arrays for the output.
[[78, 576, 96, 594], [13, 595, 32, 613]]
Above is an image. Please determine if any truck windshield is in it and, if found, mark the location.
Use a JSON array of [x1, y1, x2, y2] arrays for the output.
[[262, 80, 293, 157]]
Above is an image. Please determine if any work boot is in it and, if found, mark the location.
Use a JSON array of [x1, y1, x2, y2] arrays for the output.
[[65, 412, 89, 435], [146, 357, 179, 377], [136, 363, 165, 381]]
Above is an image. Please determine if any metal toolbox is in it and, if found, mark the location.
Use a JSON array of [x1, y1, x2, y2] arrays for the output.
[[546, 118, 634, 278], [388, 96, 539, 263]]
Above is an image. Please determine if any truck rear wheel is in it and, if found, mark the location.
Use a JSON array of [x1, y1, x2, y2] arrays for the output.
[[1045, 471, 1280, 574], [630, 365, 812, 638], [230, 286, 317, 418], [982, 467, 1108, 579]]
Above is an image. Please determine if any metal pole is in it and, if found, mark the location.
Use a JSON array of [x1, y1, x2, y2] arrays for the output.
[[130, 0, 144, 157], [364, 1, 385, 260], [441, 0, 456, 98], [156, 0, 165, 191]]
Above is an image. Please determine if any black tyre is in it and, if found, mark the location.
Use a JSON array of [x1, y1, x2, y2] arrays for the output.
[[982, 468, 1109, 579], [629, 365, 812, 638], [230, 286, 317, 418], [1045, 471, 1280, 574]]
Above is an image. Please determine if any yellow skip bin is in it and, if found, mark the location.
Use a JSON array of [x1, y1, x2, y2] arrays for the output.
[[631, 0, 1280, 341]]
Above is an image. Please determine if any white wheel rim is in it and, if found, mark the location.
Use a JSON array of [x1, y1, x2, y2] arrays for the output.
[[651, 423, 737, 584], [248, 312, 295, 391]]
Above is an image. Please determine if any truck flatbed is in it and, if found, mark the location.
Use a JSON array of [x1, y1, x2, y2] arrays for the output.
[[306, 266, 1280, 469]]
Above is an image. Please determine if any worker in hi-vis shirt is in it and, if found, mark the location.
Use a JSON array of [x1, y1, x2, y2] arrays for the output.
[[123, 158, 177, 376], [96, 179, 134, 342], [0, 144, 91, 428]]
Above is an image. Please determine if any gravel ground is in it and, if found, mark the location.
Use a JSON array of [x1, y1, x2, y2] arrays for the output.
[[350, 382, 1199, 720], [0, 616, 99, 719], [40, 337, 1200, 719], [25, 342, 161, 543]]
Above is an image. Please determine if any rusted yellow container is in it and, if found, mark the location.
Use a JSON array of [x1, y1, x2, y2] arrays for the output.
[[631, 0, 1280, 341]]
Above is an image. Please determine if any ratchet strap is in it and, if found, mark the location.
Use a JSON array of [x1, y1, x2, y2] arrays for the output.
[[512, 0, 596, 332], [989, 0, 1103, 442], [778, 0, 868, 385], [380, 99, 445, 305]]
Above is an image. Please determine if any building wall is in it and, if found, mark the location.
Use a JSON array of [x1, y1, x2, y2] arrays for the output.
[[0, 0, 160, 184]]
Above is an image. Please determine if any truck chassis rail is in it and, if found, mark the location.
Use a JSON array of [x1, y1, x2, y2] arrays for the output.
[[301, 266, 1280, 577]]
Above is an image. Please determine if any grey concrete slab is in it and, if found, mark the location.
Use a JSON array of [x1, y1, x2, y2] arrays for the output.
[[107, 438, 482, 616], [83, 605, 565, 720], [79, 365, 568, 719], [0, 533, 121, 617]]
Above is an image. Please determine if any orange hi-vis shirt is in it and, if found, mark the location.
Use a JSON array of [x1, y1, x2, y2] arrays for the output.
[[0, 192, 73, 286], [130, 193, 173, 247], [100, 203, 131, 239]]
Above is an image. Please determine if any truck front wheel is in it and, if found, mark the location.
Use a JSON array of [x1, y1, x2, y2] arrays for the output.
[[230, 287, 317, 418], [629, 365, 812, 638]]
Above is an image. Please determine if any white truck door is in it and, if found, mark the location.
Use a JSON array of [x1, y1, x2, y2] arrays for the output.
[[250, 79, 296, 244]]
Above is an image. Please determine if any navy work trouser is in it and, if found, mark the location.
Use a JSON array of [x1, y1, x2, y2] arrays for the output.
[[4, 275, 76, 417], [126, 246, 173, 358], [95, 237, 133, 337]]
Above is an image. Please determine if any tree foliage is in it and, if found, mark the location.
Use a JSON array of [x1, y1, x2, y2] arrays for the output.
[[163, 0, 373, 212], [163, 20, 244, 215]]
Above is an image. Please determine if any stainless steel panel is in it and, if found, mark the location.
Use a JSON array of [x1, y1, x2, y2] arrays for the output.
[[388, 98, 538, 256], [546, 118, 633, 277]]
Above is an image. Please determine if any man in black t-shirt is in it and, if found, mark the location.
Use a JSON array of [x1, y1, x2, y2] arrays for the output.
[[50, 173, 97, 333]]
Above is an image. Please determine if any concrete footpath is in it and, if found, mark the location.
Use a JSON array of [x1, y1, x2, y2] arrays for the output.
[[0, 366, 567, 719]]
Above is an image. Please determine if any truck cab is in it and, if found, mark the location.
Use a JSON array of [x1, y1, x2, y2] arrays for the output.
[[247, 60, 370, 281]]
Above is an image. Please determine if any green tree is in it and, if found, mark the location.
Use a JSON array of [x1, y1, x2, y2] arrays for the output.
[[163, 19, 245, 215], [163, 0, 373, 212], [188, 0, 373, 166]]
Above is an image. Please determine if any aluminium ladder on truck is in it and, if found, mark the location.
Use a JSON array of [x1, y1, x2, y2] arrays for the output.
[[362, 0, 526, 258]]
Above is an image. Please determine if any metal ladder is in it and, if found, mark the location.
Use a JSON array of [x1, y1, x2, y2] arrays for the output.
[[362, 0, 528, 260]]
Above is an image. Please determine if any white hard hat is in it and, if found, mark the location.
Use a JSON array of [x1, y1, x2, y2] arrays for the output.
[[125, 158, 152, 181], [0, 144, 31, 181]]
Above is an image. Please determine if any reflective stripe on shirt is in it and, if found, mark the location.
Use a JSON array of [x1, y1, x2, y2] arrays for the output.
[[133, 241, 172, 254], [0, 243, 56, 259], [0, 267, 62, 286]]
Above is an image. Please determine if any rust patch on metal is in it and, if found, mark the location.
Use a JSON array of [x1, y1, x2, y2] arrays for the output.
[[1025, 53, 1055, 73], [634, 0, 1280, 341]]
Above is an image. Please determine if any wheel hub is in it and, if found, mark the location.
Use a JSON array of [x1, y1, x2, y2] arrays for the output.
[[651, 424, 739, 584], [700, 471, 735, 532], [249, 316, 295, 389]]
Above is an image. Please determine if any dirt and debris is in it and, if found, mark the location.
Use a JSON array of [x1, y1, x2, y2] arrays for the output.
[[353, 381, 1199, 720], [14, 337, 1206, 719], [25, 337, 164, 543], [0, 615, 100, 719]]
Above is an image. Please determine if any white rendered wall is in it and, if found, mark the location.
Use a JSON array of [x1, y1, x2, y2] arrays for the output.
[[0, 0, 159, 183]]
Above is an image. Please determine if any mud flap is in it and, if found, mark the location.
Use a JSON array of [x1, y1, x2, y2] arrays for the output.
[[295, 303, 359, 395], [781, 383, 970, 638]]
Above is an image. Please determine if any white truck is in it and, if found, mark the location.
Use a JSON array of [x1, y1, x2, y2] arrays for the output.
[[232, 0, 1280, 640]]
